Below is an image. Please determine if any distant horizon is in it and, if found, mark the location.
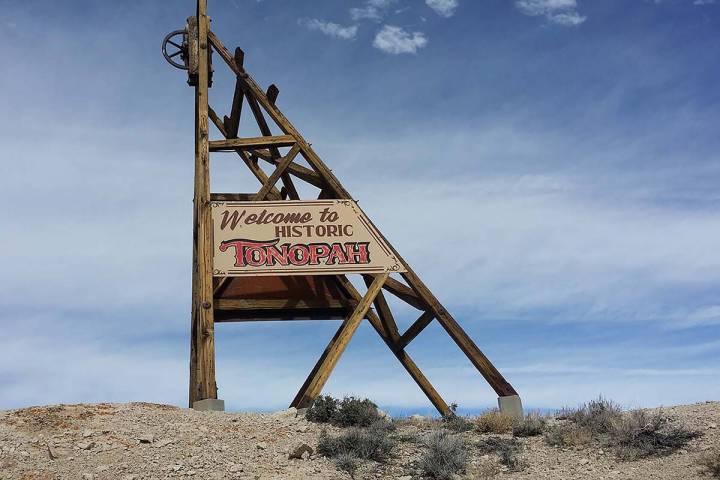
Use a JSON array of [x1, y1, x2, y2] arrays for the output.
[[1, 0, 719, 411]]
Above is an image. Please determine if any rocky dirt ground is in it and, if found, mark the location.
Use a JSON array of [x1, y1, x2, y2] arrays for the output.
[[0, 401, 717, 480]]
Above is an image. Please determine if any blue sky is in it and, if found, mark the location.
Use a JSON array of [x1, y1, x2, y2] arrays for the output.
[[1, 0, 719, 413]]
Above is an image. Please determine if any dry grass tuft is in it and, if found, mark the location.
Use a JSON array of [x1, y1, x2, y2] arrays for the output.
[[699, 451, 720, 478], [513, 413, 548, 437], [475, 410, 516, 434], [476, 436, 525, 472]]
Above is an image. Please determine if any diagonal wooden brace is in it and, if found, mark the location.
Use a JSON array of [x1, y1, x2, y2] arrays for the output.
[[253, 144, 301, 201], [291, 273, 389, 409]]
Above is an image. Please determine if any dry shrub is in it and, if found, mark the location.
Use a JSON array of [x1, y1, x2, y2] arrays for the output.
[[334, 453, 359, 479], [610, 410, 700, 460], [465, 458, 501, 479], [545, 398, 700, 460], [475, 410, 516, 434], [419, 430, 469, 480], [699, 451, 720, 478], [544, 423, 592, 447], [443, 414, 474, 433], [513, 413, 547, 437], [476, 436, 525, 472], [317, 421, 396, 462]]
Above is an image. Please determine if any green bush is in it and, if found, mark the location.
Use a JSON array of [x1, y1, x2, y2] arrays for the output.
[[334, 396, 383, 427], [419, 430, 469, 480], [306, 395, 337, 423], [306, 395, 383, 427]]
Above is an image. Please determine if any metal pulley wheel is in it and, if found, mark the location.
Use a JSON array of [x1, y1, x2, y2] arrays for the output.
[[162, 29, 189, 70]]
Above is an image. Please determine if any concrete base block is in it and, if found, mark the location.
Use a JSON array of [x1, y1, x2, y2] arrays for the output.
[[498, 395, 524, 420], [192, 399, 225, 412]]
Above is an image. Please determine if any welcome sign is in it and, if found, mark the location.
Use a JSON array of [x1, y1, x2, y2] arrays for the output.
[[212, 200, 405, 276]]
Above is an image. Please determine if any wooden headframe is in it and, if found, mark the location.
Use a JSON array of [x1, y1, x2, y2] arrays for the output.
[[186, 0, 519, 416]]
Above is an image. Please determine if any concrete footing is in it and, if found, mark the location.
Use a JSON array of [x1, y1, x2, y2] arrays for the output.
[[498, 395, 524, 420], [192, 398, 225, 412]]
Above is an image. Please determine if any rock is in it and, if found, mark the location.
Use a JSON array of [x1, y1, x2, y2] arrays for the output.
[[409, 414, 427, 421], [709, 422, 718, 429], [77, 441, 95, 451], [137, 434, 155, 444], [398, 476, 412, 480], [256, 442, 268, 450], [229, 464, 244, 473], [82, 429, 93, 438], [81, 475, 94, 480], [289, 444, 314, 460], [296, 425, 308, 433], [579, 458, 590, 465]]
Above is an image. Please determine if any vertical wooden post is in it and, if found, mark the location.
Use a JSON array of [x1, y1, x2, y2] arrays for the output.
[[189, 0, 217, 407]]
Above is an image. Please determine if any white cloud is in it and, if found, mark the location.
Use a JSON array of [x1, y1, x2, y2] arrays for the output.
[[425, 0, 459, 17], [693, 0, 715, 4], [298, 18, 358, 40], [350, 0, 397, 22], [373, 25, 428, 54], [515, 0, 587, 26]]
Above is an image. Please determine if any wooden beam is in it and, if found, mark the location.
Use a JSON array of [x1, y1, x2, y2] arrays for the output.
[[223, 48, 245, 137], [382, 276, 426, 310], [254, 152, 324, 188], [190, 0, 217, 407], [210, 193, 254, 201], [332, 275, 451, 416], [215, 298, 352, 311], [363, 274, 400, 344], [206, 113, 282, 201], [267, 84, 279, 104], [291, 273, 389, 409], [398, 311, 435, 350], [209, 135, 296, 151], [253, 144, 301, 201]]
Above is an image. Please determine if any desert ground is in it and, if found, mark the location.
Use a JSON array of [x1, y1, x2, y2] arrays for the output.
[[0, 400, 718, 480]]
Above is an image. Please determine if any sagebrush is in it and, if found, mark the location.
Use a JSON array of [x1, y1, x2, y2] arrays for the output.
[[477, 436, 525, 472], [306, 395, 383, 427], [419, 430, 469, 480], [317, 421, 396, 462], [513, 413, 547, 437]]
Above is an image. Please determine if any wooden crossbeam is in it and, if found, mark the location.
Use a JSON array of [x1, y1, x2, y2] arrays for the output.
[[215, 298, 352, 311], [363, 274, 400, 343], [206, 112, 283, 201], [223, 48, 245, 137], [253, 144, 301, 201], [291, 273, 389, 408], [252, 152, 324, 188], [209, 135, 296, 151], [398, 311, 435, 349], [332, 275, 451, 416], [382, 276, 426, 310]]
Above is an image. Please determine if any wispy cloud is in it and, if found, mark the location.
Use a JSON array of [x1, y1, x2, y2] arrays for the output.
[[425, 0, 459, 17], [298, 18, 358, 40], [515, 0, 587, 26], [373, 25, 428, 54], [350, 0, 398, 22]]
